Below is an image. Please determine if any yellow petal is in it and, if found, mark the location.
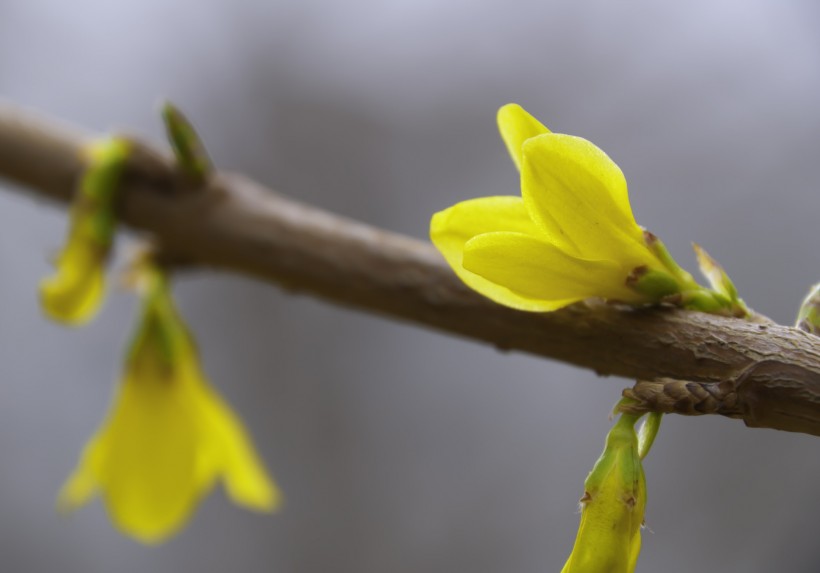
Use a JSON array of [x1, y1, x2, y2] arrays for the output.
[[462, 232, 639, 310], [146, 279, 280, 511], [57, 435, 104, 511], [521, 133, 648, 263], [497, 103, 551, 171], [40, 138, 130, 325], [431, 196, 551, 310], [39, 244, 105, 325], [197, 384, 282, 511], [96, 375, 203, 543], [627, 533, 642, 572], [58, 374, 205, 544]]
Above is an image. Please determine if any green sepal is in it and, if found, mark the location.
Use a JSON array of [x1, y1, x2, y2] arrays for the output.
[[124, 259, 195, 378], [626, 266, 681, 300], [678, 288, 738, 316], [643, 230, 698, 290]]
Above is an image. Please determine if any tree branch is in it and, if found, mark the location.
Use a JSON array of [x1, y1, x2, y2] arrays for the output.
[[2, 102, 819, 436]]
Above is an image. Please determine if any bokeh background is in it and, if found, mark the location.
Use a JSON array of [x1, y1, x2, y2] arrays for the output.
[[1, 1, 820, 571]]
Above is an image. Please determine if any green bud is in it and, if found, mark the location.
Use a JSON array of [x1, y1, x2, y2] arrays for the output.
[[161, 102, 212, 183], [796, 283, 820, 335], [561, 413, 648, 573], [637, 412, 662, 460], [692, 243, 748, 317]]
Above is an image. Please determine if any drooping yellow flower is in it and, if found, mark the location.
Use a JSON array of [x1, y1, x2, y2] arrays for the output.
[[430, 104, 696, 311], [561, 413, 646, 573], [58, 262, 280, 543], [40, 138, 130, 324]]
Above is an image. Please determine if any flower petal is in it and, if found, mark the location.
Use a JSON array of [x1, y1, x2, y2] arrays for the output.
[[94, 377, 204, 544], [462, 232, 638, 310], [431, 197, 551, 310], [39, 245, 105, 325], [521, 133, 647, 262], [39, 138, 130, 325], [57, 436, 104, 511], [197, 386, 282, 511], [497, 104, 550, 171]]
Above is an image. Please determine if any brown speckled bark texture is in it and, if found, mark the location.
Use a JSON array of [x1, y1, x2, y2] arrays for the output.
[[2, 102, 820, 436]]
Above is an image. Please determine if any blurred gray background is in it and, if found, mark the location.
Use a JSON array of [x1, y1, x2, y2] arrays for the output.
[[1, 1, 819, 571]]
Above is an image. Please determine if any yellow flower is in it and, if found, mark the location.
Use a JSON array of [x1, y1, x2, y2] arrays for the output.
[[40, 139, 130, 324], [561, 413, 646, 573], [430, 104, 690, 311], [58, 264, 281, 543]]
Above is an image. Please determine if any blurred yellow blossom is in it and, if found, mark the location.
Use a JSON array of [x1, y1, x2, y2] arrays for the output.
[[58, 261, 280, 543], [40, 138, 130, 324]]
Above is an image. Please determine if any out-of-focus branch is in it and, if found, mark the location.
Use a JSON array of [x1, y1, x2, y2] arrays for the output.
[[1, 102, 820, 436]]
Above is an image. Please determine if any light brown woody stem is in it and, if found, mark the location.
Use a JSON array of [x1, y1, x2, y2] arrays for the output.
[[2, 102, 820, 436]]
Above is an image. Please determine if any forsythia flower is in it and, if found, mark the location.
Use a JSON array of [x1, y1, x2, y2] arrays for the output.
[[40, 139, 130, 324], [58, 263, 281, 543], [430, 104, 692, 311], [561, 413, 646, 573]]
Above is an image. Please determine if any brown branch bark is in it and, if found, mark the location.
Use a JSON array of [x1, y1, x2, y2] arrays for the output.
[[2, 102, 820, 436]]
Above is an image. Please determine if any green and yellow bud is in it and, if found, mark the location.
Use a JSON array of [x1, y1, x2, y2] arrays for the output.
[[40, 138, 130, 324], [561, 413, 646, 573], [692, 243, 748, 317]]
